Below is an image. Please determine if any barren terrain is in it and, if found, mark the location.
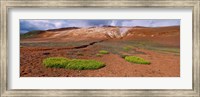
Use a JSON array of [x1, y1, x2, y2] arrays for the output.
[[20, 26, 180, 77]]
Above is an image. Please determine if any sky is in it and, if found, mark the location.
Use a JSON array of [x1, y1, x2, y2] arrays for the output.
[[20, 19, 180, 33]]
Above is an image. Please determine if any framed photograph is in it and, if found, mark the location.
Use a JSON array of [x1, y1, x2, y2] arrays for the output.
[[0, 0, 199, 97]]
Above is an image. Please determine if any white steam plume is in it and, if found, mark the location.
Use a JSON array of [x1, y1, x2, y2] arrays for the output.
[[110, 20, 118, 26]]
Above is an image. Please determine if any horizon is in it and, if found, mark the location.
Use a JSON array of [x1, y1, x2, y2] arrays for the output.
[[20, 19, 180, 33]]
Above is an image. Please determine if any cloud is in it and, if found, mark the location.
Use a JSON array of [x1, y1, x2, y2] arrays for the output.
[[120, 20, 180, 27], [20, 19, 180, 33], [20, 20, 56, 33]]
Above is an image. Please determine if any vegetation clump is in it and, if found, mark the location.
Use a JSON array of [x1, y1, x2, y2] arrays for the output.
[[124, 56, 150, 64], [43, 57, 70, 68], [43, 57, 105, 70], [123, 46, 133, 51], [96, 53, 103, 57], [99, 50, 109, 54], [67, 59, 105, 70], [20, 30, 43, 39]]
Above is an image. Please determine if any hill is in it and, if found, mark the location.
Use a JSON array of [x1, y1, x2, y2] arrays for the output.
[[20, 26, 180, 46]]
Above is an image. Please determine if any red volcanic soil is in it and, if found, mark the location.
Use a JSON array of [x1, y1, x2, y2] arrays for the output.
[[20, 46, 179, 77], [123, 26, 180, 47], [20, 26, 180, 77]]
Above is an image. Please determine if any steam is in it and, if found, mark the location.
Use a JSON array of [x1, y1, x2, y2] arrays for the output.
[[119, 27, 129, 37], [110, 20, 118, 26], [109, 20, 130, 37]]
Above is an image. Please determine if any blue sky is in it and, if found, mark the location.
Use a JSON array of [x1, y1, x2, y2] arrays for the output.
[[20, 19, 180, 33]]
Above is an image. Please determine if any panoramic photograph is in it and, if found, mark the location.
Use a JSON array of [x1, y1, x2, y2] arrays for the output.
[[20, 19, 180, 77]]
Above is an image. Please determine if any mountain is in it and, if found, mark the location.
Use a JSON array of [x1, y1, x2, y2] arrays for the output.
[[20, 26, 180, 43]]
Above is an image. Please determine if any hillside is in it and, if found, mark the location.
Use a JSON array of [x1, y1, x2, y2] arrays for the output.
[[20, 26, 180, 46]]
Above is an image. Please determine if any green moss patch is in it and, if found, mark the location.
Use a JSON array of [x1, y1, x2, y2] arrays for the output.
[[125, 56, 150, 64], [123, 46, 133, 51], [43, 57, 70, 68], [43, 57, 105, 70], [20, 30, 43, 39], [99, 50, 109, 54], [96, 53, 103, 57], [67, 59, 105, 70]]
